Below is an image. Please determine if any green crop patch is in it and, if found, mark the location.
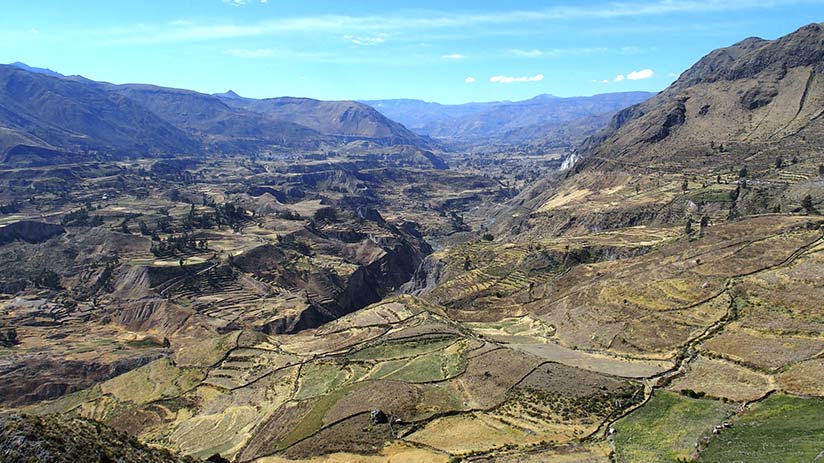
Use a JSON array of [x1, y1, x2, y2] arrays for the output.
[[613, 390, 736, 463], [699, 393, 824, 463]]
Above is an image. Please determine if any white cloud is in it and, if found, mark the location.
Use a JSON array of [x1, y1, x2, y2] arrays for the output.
[[608, 68, 654, 83], [509, 48, 543, 58], [464, 76, 476, 83], [343, 33, 387, 46], [442, 53, 465, 60], [627, 68, 654, 80], [224, 48, 273, 58], [490, 73, 544, 84]]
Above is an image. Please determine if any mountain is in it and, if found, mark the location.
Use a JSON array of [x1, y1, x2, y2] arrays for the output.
[[0, 65, 438, 165], [364, 92, 655, 146], [9, 61, 64, 78], [0, 65, 198, 165], [364, 98, 503, 131], [498, 22, 824, 239], [212, 89, 243, 100], [217, 95, 433, 147], [578, 23, 824, 170], [108, 84, 328, 152]]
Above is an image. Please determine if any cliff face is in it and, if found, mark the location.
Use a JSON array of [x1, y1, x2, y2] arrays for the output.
[[244, 224, 432, 334]]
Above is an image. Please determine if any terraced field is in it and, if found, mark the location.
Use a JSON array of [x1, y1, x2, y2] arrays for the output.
[[17, 214, 824, 463]]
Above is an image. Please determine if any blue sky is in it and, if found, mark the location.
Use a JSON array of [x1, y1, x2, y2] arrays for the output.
[[2, 1, 824, 104]]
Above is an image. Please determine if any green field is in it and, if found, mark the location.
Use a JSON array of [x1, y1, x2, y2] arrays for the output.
[[348, 337, 456, 361], [613, 390, 736, 463], [699, 393, 824, 463]]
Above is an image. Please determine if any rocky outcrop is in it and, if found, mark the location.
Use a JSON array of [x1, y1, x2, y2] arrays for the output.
[[0, 414, 197, 463]]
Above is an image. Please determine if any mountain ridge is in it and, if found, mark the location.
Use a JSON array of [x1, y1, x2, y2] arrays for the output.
[[365, 91, 656, 146], [0, 64, 437, 164]]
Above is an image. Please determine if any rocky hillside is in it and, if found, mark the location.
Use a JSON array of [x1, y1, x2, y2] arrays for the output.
[[0, 65, 198, 164], [0, 413, 199, 463], [579, 23, 824, 170], [495, 23, 824, 239]]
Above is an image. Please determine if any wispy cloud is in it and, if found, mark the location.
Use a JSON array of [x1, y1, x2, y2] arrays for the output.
[[442, 53, 465, 60], [88, 0, 810, 44], [509, 48, 543, 57], [507, 47, 625, 58], [222, 0, 267, 5], [614, 74, 626, 82], [223, 48, 273, 58], [464, 76, 476, 83], [490, 73, 544, 84], [343, 33, 387, 46]]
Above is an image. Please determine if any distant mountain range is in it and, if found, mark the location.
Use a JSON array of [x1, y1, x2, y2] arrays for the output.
[[0, 63, 434, 165], [0, 61, 656, 164], [364, 92, 655, 147]]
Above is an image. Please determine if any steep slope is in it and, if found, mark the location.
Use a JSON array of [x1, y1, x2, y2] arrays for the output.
[[220, 95, 434, 147], [499, 23, 824, 239], [110, 84, 327, 152], [0, 413, 199, 463], [579, 23, 824, 169], [0, 65, 198, 164]]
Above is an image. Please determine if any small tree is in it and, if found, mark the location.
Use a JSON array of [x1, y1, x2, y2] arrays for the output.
[[802, 194, 814, 214], [775, 156, 783, 169], [818, 164, 824, 177], [738, 166, 748, 178], [699, 215, 709, 237], [138, 220, 151, 236], [685, 218, 694, 236], [681, 179, 689, 191], [0, 328, 19, 347]]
